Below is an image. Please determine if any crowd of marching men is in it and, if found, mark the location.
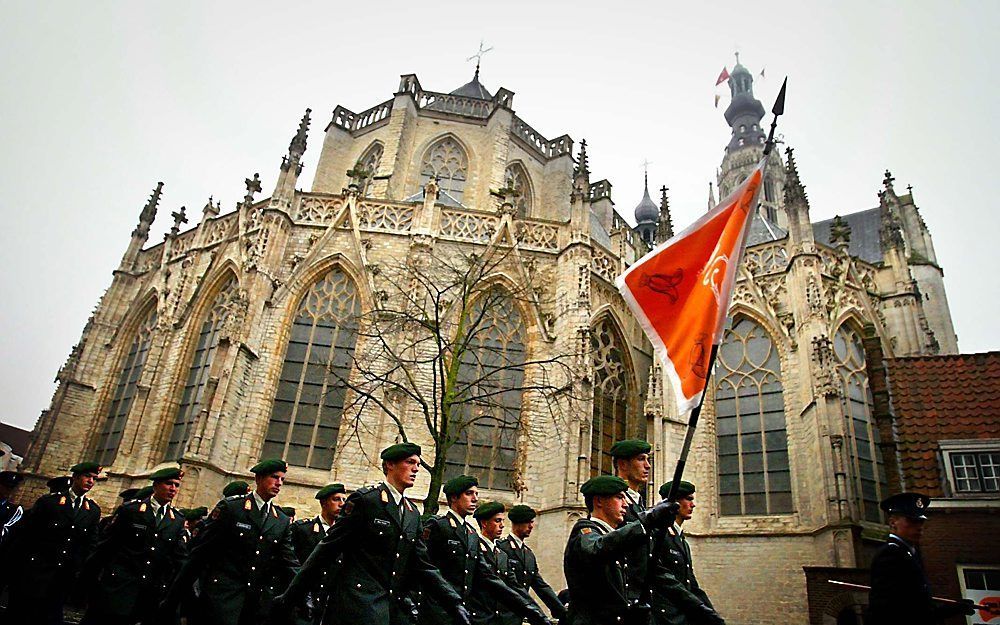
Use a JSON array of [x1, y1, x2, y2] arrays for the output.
[[0, 439, 975, 625]]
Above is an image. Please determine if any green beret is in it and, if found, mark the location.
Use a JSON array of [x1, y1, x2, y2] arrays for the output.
[[223, 480, 251, 497], [380, 442, 421, 462], [659, 480, 695, 500], [580, 475, 629, 497], [47, 476, 72, 493], [118, 487, 141, 500], [136, 486, 155, 499], [443, 475, 479, 497], [315, 483, 347, 500], [473, 501, 505, 521], [280, 506, 296, 517], [507, 504, 536, 524], [70, 461, 102, 475], [608, 439, 652, 459], [250, 459, 288, 475], [182, 506, 209, 521], [150, 466, 184, 482], [0, 471, 24, 488]]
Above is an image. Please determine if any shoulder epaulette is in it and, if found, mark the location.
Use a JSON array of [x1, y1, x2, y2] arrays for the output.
[[353, 485, 377, 497]]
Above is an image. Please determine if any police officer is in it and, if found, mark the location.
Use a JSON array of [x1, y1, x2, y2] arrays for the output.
[[81, 466, 188, 625], [421, 476, 547, 625], [649, 481, 723, 625], [0, 470, 25, 541], [274, 443, 471, 625], [563, 475, 678, 625], [610, 440, 654, 616], [472, 501, 546, 625], [867, 492, 975, 625], [498, 504, 566, 624], [289, 483, 348, 624], [162, 458, 299, 625], [1, 461, 103, 624]]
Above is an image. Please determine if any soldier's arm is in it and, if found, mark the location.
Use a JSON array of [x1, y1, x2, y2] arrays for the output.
[[170, 515, 190, 576], [82, 504, 126, 580], [162, 499, 229, 609], [576, 521, 648, 560], [276, 521, 301, 583], [474, 553, 547, 623], [650, 550, 719, 620], [530, 566, 567, 618]]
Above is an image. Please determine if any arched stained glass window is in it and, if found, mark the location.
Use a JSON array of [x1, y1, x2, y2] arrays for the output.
[[419, 136, 468, 205], [262, 267, 361, 469], [504, 163, 532, 218], [444, 291, 526, 491], [93, 305, 157, 465], [715, 317, 792, 515], [591, 317, 630, 477], [835, 324, 887, 523], [165, 276, 237, 460], [358, 142, 383, 197]]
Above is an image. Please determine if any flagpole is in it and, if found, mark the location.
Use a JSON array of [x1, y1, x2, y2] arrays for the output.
[[664, 78, 787, 504]]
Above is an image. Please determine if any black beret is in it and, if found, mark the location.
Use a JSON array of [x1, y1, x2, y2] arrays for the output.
[[70, 461, 102, 475], [182, 506, 209, 521], [250, 459, 288, 475], [580, 475, 628, 497], [136, 486, 154, 500], [150, 466, 184, 482], [609, 439, 652, 459], [880, 492, 931, 520], [47, 476, 72, 493], [118, 487, 141, 500], [473, 501, 505, 521], [507, 504, 536, 524], [223, 480, 251, 497], [659, 480, 696, 500], [443, 475, 479, 497], [315, 483, 347, 500], [0, 471, 24, 488], [380, 442, 421, 462], [280, 506, 296, 517]]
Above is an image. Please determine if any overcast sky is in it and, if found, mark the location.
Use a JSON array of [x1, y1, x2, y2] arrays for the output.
[[1, 1, 997, 431]]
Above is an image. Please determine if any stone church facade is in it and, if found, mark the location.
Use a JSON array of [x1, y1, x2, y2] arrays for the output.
[[22, 60, 956, 624]]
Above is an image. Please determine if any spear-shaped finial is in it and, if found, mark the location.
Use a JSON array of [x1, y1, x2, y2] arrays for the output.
[[762, 77, 787, 156], [244, 173, 262, 206]]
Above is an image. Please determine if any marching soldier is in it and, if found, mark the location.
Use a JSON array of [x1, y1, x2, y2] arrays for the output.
[[867, 492, 975, 625], [650, 481, 723, 625], [563, 475, 678, 625], [0, 470, 25, 541], [180, 506, 209, 539], [288, 483, 348, 625], [610, 440, 655, 618], [497, 504, 566, 624], [47, 475, 73, 494], [98, 487, 143, 535], [161, 458, 299, 625], [471, 501, 547, 625], [224, 480, 252, 498], [274, 443, 472, 625], [81, 466, 188, 625], [420, 475, 547, 625], [1, 461, 103, 625]]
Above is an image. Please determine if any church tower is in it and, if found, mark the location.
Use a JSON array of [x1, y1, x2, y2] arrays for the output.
[[718, 54, 786, 229], [633, 170, 659, 247]]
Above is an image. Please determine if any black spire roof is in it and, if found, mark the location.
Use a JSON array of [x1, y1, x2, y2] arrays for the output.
[[450, 68, 493, 100], [723, 54, 766, 152]]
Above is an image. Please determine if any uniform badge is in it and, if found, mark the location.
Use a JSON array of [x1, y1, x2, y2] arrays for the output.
[[916, 499, 924, 508], [58, 496, 67, 506], [244, 498, 253, 511], [380, 490, 389, 503], [139, 502, 148, 513], [168, 509, 175, 520], [480, 543, 488, 552], [448, 516, 457, 528], [404, 499, 415, 511], [581, 527, 592, 535], [272, 506, 278, 518], [313, 522, 320, 533], [83, 499, 90, 511]]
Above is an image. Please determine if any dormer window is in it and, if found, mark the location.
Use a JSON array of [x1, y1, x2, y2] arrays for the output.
[[941, 439, 1000, 495]]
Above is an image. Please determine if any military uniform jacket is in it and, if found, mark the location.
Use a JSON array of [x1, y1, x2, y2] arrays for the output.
[[290, 516, 337, 625], [498, 535, 565, 623], [85, 497, 189, 618], [867, 536, 968, 625], [622, 493, 652, 607], [650, 525, 714, 625], [420, 512, 541, 625], [1, 491, 101, 600], [282, 483, 463, 625], [469, 537, 534, 625], [563, 518, 651, 625], [166, 493, 298, 625]]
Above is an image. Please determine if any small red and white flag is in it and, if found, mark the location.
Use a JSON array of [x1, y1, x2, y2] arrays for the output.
[[617, 161, 765, 414], [715, 67, 730, 86]]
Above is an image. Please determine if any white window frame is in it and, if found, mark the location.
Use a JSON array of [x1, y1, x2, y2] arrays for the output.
[[940, 439, 1000, 498], [956, 563, 1000, 625]]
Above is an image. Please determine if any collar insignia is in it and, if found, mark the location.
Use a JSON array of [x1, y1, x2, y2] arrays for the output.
[[449, 516, 457, 528], [168, 509, 175, 520], [244, 498, 253, 511], [83, 499, 90, 511], [380, 489, 389, 503], [139, 503, 148, 513], [58, 496, 67, 506], [272, 506, 278, 518], [313, 522, 320, 533]]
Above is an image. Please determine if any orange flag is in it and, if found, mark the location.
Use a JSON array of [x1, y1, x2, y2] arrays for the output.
[[617, 161, 765, 414]]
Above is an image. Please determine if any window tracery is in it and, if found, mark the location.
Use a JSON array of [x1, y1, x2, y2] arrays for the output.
[[262, 267, 361, 469], [419, 136, 468, 205], [357, 142, 383, 196], [504, 163, 532, 218], [591, 317, 631, 477]]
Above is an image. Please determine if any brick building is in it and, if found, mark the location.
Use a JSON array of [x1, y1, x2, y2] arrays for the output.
[[20, 57, 960, 624]]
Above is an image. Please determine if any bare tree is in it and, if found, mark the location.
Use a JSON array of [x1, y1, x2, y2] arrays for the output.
[[331, 242, 581, 515]]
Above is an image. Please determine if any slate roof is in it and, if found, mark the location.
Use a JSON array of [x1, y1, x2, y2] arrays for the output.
[[450, 74, 492, 100], [746, 212, 787, 246], [813, 207, 883, 264], [886, 352, 1000, 496]]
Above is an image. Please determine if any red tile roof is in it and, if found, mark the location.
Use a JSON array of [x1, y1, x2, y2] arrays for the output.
[[886, 352, 1000, 496]]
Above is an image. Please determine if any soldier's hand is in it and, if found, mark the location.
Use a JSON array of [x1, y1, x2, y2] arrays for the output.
[[525, 608, 549, 625], [641, 500, 680, 528], [958, 598, 976, 616], [450, 603, 472, 625]]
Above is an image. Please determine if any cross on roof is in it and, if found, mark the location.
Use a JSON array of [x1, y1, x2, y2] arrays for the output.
[[467, 40, 493, 76]]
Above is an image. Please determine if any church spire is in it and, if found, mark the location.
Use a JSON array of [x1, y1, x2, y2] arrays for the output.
[[281, 108, 311, 174], [133, 182, 163, 239], [723, 54, 766, 152], [783, 147, 808, 207], [707, 181, 717, 211], [656, 185, 674, 243]]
